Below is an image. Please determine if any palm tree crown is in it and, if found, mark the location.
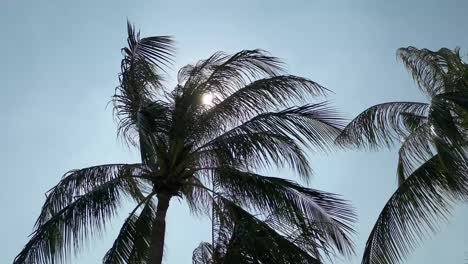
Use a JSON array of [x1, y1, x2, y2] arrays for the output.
[[336, 47, 468, 264], [15, 22, 356, 264]]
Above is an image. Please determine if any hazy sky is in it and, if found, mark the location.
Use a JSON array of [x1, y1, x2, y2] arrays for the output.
[[2, 0, 468, 263]]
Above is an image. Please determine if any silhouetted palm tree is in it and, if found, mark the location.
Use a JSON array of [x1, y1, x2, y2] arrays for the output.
[[336, 47, 468, 264], [15, 22, 355, 264]]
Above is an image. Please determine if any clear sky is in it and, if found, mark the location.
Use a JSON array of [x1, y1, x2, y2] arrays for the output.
[[2, 0, 468, 263]]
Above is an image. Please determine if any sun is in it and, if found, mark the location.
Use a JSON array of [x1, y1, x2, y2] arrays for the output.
[[202, 93, 214, 105]]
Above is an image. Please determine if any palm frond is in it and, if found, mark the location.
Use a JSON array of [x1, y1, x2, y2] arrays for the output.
[[196, 103, 344, 178], [174, 49, 283, 111], [177, 52, 227, 89], [123, 21, 175, 71], [197, 131, 312, 179], [400, 112, 427, 132], [181, 176, 213, 216], [194, 75, 330, 140], [432, 138, 468, 194], [212, 167, 355, 257], [14, 178, 128, 264], [362, 154, 468, 264], [138, 100, 173, 135], [113, 21, 175, 145], [336, 102, 430, 149], [396, 122, 434, 185], [103, 194, 156, 264], [196, 49, 284, 97], [170, 50, 286, 145], [212, 197, 322, 264], [397, 47, 468, 96], [35, 164, 150, 229], [397, 47, 448, 96], [137, 100, 173, 167], [430, 97, 466, 143], [396, 112, 431, 186], [192, 242, 213, 264]]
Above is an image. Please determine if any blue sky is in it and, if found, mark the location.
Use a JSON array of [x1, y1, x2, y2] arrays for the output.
[[2, 0, 468, 263]]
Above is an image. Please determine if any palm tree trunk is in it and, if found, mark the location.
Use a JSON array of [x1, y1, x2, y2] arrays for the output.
[[147, 192, 171, 264]]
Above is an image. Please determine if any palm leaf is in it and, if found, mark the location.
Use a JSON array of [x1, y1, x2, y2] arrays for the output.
[[192, 242, 213, 264], [197, 103, 344, 179], [197, 49, 284, 97], [197, 132, 312, 178], [194, 75, 330, 141], [35, 164, 150, 229], [397, 47, 468, 96], [103, 194, 156, 264], [123, 21, 174, 71], [113, 22, 175, 145], [400, 112, 427, 132], [212, 167, 355, 257], [336, 102, 430, 149], [14, 178, 128, 264], [181, 177, 213, 216], [171, 50, 287, 145], [397, 47, 449, 96], [177, 52, 228, 89], [212, 197, 323, 264], [174, 49, 283, 113], [396, 122, 434, 185], [362, 154, 468, 264], [137, 100, 173, 167]]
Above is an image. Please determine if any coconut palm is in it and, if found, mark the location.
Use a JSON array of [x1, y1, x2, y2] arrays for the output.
[[15, 22, 355, 264], [336, 47, 468, 264]]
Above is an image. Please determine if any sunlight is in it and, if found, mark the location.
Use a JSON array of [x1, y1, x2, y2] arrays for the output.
[[202, 93, 214, 105], [430, 125, 437, 136]]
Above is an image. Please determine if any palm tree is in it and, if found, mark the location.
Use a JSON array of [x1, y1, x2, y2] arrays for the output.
[[15, 22, 355, 264], [191, 175, 356, 264], [336, 47, 468, 264]]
